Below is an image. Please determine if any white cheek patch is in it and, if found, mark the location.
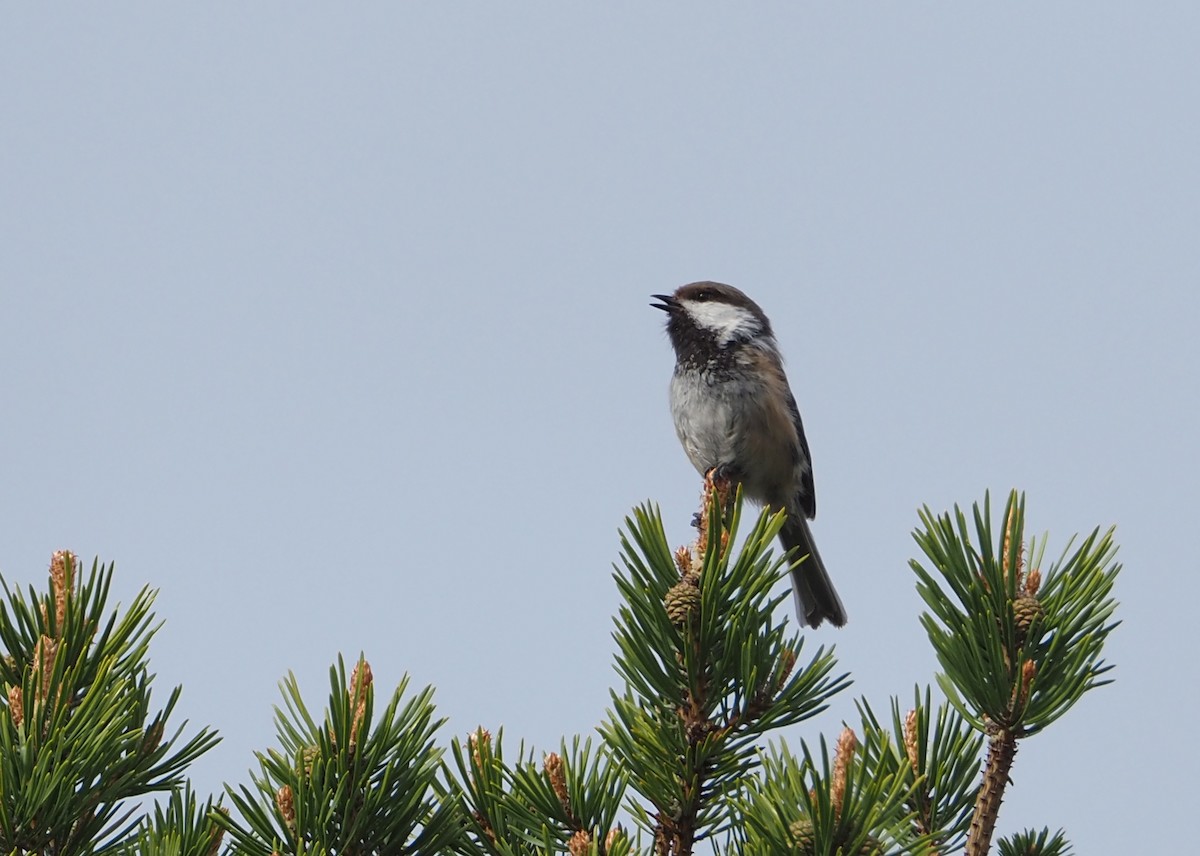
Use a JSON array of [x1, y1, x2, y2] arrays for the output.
[[683, 300, 762, 344]]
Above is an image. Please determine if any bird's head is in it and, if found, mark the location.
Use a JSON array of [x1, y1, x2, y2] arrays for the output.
[[651, 281, 774, 352]]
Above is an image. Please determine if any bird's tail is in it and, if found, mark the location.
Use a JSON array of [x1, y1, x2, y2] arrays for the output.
[[779, 514, 847, 629]]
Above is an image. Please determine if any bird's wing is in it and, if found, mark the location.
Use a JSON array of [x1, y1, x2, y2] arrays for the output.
[[784, 386, 817, 519]]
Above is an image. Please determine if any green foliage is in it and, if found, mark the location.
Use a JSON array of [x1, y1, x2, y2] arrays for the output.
[[0, 489, 1116, 856], [910, 491, 1120, 736], [600, 494, 849, 850], [217, 656, 461, 855], [729, 735, 914, 855], [997, 827, 1074, 856], [114, 783, 225, 856], [448, 729, 633, 856], [726, 688, 983, 855], [857, 688, 982, 852], [0, 555, 218, 854]]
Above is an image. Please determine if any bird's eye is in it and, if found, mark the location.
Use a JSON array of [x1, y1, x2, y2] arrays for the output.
[[694, 290, 712, 301]]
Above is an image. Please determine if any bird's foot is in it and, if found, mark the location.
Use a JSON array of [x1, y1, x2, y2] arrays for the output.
[[705, 462, 740, 490], [703, 463, 740, 523]]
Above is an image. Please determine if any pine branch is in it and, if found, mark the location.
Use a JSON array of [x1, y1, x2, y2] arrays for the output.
[[217, 656, 461, 855], [0, 551, 219, 854], [602, 477, 848, 855], [910, 491, 1120, 856], [967, 728, 1017, 855]]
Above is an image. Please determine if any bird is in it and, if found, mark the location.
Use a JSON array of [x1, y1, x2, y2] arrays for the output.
[[652, 281, 846, 628]]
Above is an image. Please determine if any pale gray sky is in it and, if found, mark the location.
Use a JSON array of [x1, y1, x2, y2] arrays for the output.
[[3, 5, 1197, 851]]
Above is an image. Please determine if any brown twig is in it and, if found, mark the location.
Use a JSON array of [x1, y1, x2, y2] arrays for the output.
[[652, 476, 732, 855], [966, 728, 1018, 855]]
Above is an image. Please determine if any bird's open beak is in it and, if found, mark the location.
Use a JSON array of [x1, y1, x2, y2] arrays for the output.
[[650, 294, 678, 313]]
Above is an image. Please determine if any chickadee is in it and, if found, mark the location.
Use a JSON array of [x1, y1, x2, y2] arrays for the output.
[[652, 281, 847, 628]]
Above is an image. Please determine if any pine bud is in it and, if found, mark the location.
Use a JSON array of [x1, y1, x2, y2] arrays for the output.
[[1013, 595, 1044, 644], [276, 785, 295, 830], [903, 709, 920, 773], [7, 685, 22, 729], [789, 818, 816, 853], [665, 576, 701, 627], [544, 752, 571, 814], [788, 818, 879, 855], [567, 830, 591, 855]]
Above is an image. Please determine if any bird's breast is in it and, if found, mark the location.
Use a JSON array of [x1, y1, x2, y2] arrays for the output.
[[669, 368, 740, 473], [669, 365, 800, 504]]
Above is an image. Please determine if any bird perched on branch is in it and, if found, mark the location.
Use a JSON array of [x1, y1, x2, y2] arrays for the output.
[[652, 281, 846, 628]]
